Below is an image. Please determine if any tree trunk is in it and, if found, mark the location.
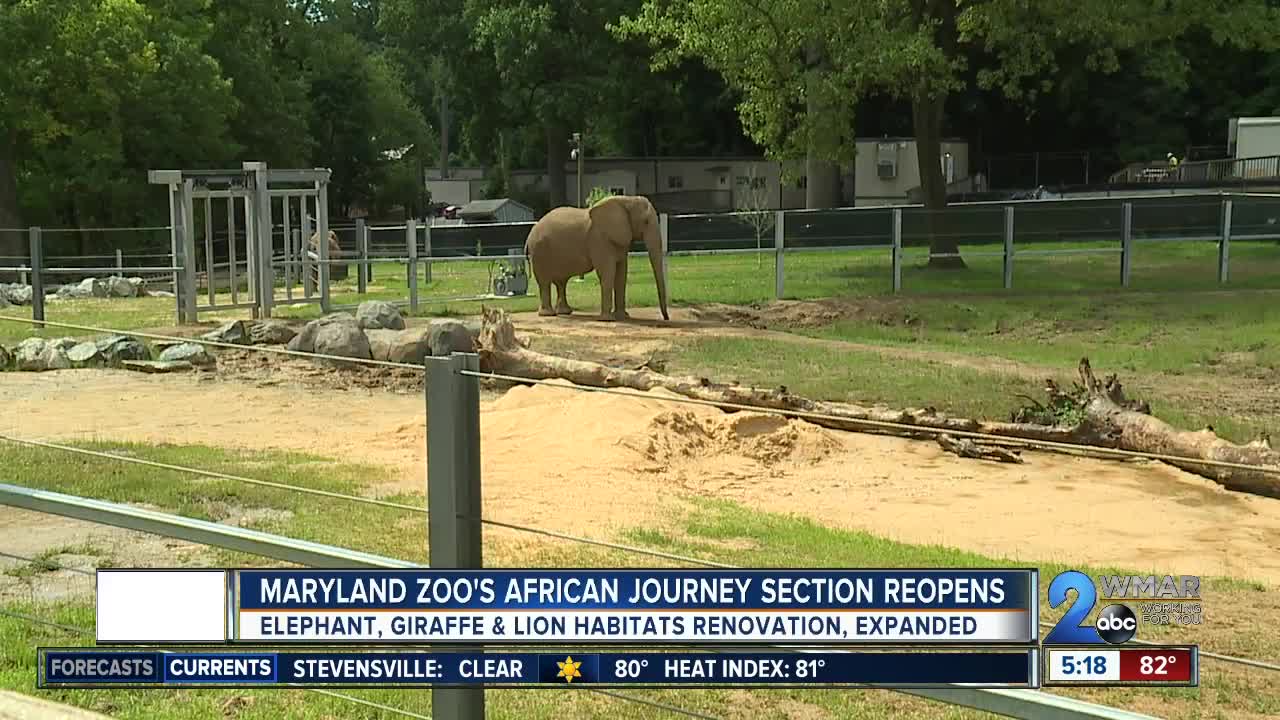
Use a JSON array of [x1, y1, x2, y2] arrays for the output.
[[912, 93, 964, 269], [438, 92, 450, 180], [475, 309, 1280, 499], [545, 124, 568, 209], [805, 154, 841, 209]]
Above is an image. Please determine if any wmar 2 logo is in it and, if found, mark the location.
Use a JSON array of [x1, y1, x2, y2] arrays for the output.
[[1044, 570, 1201, 645]]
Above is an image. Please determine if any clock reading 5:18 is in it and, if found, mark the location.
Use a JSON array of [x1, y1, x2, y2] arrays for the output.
[[1047, 650, 1121, 682]]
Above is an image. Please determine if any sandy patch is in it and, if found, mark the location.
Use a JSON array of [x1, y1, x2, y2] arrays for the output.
[[2, 367, 1279, 586]]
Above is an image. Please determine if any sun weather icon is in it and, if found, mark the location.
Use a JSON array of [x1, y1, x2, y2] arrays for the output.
[[556, 656, 584, 683]]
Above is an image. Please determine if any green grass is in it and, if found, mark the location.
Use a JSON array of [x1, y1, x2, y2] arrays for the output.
[[2, 442, 1275, 719]]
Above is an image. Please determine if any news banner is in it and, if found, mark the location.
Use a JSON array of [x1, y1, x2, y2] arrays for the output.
[[36, 568, 1200, 690]]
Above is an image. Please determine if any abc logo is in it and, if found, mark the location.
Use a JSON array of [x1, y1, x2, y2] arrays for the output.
[[1095, 604, 1137, 644]]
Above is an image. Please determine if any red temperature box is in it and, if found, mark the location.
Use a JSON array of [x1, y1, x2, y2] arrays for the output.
[[1118, 647, 1196, 684]]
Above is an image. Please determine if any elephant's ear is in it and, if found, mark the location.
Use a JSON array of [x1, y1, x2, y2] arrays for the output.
[[587, 196, 632, 250]]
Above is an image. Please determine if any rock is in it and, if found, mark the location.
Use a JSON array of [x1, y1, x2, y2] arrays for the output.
[[56, 285, 78, 299], [6, 285, 32, 305], [49, 337, 78, 352], [106, 276, 136, 297], [67, 341, 104, 367], [96, 335, 151, 365], [248, 319, 297, 346], [366, 328, 431, 364], [127, 277, 145, 295], [122, 360, 193, 373], [78, 277, 108, 298], [159, 342, 215, 367], [356, 300, 405, 330], [428, 319, 475, 357], [310, 315, 372, 367], [287, 313, 355, 354], [15, 338, 70, 371], [14, 338, 47, 371], [148, 290, 175, 298], [202, 320, 251, 346], [0, 344, 10, 369], [0, 292, 8, 309]]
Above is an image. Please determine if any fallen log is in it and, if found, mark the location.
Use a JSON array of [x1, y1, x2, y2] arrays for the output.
[[937, 434, 1023, 464], [475, 308, 1280, 499]]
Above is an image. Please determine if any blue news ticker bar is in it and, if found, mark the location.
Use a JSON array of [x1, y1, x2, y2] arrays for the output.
[[235, 569, 1035, 610], [39, 649, 1037, 688]]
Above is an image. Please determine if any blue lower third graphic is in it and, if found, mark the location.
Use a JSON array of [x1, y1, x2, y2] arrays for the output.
[[39, 650, 1035, 688]]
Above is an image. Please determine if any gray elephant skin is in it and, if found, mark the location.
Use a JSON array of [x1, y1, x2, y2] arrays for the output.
[[523, 194, 670, 322]]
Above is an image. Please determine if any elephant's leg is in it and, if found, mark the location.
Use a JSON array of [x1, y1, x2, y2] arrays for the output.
[[612, 257, 629, 321], [536, 276, 556, 317], [595, 264, 616, 322], [554, 281, 573, 315]]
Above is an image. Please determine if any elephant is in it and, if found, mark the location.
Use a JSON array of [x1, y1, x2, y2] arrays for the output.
[[523, 194, 670, 322]]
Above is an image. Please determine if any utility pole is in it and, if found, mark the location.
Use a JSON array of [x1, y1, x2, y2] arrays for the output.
[[570, 132, 584, 206]]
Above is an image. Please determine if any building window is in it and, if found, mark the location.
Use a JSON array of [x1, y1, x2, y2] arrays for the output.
[[718, 175, 727, 187], [667, 175, 684, 189], [795, 176, 808, 189], [751, 176, 767, 189], [735, 175, 749, 187], [609, 186, 625, 196]]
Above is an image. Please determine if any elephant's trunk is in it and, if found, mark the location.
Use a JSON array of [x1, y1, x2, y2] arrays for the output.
[[644, 227, 669, 321]]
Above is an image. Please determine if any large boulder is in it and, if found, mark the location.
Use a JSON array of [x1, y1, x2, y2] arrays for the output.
[[126, 277, 145, 295], [14, 338, 70, 371], [310, 316, 371, 367], [106, 276, 136, 297], [96, 335, 151, 366], [248, 319, 297, 346], [67, 341, 105, 368], [159, 342, 215, 367], [202, 320, 251, 346], [356, 300, 405, 331], [287, 313, 355, 354], [2, 284, 32, 305], [366, 328, 432, 364], [428, 319, 476, 357], [0, 344, 11, 369], [0, 291, 8, 309], [78, 277, 108, 298]]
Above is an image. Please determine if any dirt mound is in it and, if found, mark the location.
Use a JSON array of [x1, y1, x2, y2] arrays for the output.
[[690, 298, 910, 330], [634, 410, 840, 468]]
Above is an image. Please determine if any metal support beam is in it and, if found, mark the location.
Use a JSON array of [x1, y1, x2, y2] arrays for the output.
[[426, 353, 484, 720], [180, 180, 199, 323], [407, 218, 419, 313], [0, 483, 421, 570], [1003, 206, 1015, 290], [1120, 202, 1133, 288], [891, 208, 903, 293], [317, 179, 331, 313], [1219, 199, 1232, 284], [250, 162, 274, 318], [356, 218, 368, 294], [423, 221, 432, 284], [28, 227, 44, 328], [774, 210, 785, 299]]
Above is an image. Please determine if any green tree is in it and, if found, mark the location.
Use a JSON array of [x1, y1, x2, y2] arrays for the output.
[[616, 0, 1280, 267]]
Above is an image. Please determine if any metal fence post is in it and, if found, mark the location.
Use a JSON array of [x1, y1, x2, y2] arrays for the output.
[[302, 210, 314, 298], [316, 178, 331, 314], [426, 352, 484, 720], [28, 227, 44, 329], [891, 208, 903, 293], [115, 249, 123, 278], [1219, 199, 1232, 285], [774, 210, 785, 299], [250, 163, 274, 319], [356, 218, 368, 294], [423, 221, 433, 284], [1003, 206, 1015, 290], [181, 179, 200, 322], [1120, 202, 1133, 288], [659, 213, 670, 305], [407, 218, 419, 314]]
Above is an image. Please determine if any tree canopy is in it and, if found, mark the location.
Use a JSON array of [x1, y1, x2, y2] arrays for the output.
[[3, 0, 1279, 260]]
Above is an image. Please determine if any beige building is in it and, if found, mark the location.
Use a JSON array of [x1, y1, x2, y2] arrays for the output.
[[426, 137, 970, 214]]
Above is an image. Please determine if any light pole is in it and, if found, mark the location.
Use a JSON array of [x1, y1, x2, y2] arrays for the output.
[[570, 132, 583, 207]]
